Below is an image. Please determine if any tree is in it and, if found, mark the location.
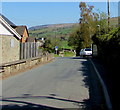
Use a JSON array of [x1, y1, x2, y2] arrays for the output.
[[68, 27, 84, 53], [79, 2, 100, 41], [43, 38, 53, 53], [68, 2, 109, 55], [43, 37, 61, 53], [68, 2, 97, 55]]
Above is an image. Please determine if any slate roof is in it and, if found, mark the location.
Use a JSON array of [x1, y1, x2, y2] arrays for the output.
[[27, 37, 36, 42], [0, 14, 29, 37], [0, 14, 16, 26], [0, 14, 21, 40], [13, 26, 27, 36]]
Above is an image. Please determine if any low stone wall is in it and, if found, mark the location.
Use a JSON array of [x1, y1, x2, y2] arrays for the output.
[[0, 53, 54, 79]]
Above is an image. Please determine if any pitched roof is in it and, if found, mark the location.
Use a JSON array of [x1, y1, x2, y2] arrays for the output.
[[27, 37, 36, 42], [0, 14, 16, 26], [0, 14, 21, 40], [13, 26, 27, 36]]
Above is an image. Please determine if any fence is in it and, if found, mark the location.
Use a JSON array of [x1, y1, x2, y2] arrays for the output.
[[20, 42, 43, 60]]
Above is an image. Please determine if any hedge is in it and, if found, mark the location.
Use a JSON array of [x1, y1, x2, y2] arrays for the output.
[[92, 27, 120, 71]]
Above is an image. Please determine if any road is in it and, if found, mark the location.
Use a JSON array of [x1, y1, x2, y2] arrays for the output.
[[1, 57, 105, 110]]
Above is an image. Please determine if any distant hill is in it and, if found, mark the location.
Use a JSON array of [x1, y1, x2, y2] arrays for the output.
[[28, 17, 118, 38], [28, 23, 78, 38], [109, 17, 118, 26], [28, 23, 76, 31]]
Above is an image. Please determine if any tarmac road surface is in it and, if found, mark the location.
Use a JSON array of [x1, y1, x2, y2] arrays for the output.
[[0, 57, 105, 110]]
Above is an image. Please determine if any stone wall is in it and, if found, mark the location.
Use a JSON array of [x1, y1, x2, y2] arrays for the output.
[[0, 35, 20, 64], [0, 53, 54, 79]]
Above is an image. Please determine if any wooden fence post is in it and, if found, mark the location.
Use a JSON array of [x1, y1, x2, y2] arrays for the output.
[[20, 42, 42, 60]]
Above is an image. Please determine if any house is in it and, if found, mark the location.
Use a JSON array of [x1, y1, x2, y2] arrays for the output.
[[36, 37, 45, 47], [26, 37, 37, 42], [0, 14, 21, 64], [12, 25, 29, 43], [0, 14, 29, 43]]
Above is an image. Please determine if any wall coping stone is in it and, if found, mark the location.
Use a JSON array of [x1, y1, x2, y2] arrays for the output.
[[0, 55, 44, 67]]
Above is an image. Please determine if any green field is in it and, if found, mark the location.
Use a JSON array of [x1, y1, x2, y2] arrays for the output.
[[28, 23, 76, 51], [28, 24, 75, 38], [60, 40, 73, 49]]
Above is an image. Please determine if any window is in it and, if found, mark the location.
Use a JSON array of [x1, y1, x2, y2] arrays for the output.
[[10, 39, 14, 47], [85, 48, 92, 51]]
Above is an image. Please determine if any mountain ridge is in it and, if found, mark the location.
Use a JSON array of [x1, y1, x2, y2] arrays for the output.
[[28, 17, 118, 38], [28, 23, 77, 31], [28, 17, 118, 31]]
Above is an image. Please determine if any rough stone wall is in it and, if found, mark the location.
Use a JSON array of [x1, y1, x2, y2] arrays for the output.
[[0, 35, 20, 64], [0, 54, 54, 79]]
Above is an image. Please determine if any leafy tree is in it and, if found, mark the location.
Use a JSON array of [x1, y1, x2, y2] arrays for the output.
[[43, 37, 61, 53], [43, 38, 53, 53], [68, 27, 84, 55], [68, 2, 109, 55], [68, 2, 97, 55]]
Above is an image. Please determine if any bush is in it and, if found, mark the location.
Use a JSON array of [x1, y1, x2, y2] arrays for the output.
[[92, 27, 120, 71]]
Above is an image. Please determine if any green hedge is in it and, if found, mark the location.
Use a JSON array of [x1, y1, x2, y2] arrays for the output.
[[92, 27, 120, 71]]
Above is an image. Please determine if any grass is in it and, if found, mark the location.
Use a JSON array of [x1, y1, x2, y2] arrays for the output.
[[29, 26, 72, 38], [60, 40, 73, 49], [64, 51, 75, 57], [54, 54, 60, 57]]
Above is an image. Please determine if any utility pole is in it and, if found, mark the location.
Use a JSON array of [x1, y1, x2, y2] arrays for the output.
[[107, 0, 110, 28]]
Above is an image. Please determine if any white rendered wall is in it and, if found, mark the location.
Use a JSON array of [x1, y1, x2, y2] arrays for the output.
[[0, 23, 13, 35]]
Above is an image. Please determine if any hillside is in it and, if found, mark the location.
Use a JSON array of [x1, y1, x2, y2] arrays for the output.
[[29, 23, 76, 30], [109, 17, 118, 26], [28, 23, 78, 39], [28, 17, 118, 39]]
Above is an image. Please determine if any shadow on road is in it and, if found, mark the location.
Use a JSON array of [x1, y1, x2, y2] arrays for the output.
[[1, 98, 62, 110], [72, 57, 106, 110], [1, 95, 103, 110], [1, 95, 86, 110]]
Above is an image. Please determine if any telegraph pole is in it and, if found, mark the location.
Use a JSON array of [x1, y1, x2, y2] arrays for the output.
[[107, 0, 110, 28]]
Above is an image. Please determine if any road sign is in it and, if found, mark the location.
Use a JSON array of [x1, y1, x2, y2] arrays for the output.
[[55, 46, 58, 50]]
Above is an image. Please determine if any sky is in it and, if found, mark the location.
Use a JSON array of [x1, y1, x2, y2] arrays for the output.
[[1, 1, 119, 28]]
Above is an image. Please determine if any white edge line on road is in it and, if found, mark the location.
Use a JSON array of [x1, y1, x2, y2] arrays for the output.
[[89, 58, 112, 110]]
